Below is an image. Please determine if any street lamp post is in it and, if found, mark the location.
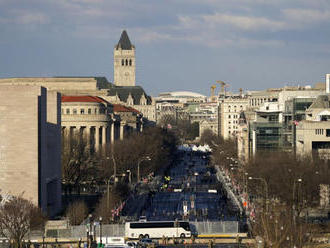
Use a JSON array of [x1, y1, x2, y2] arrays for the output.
[[99, 217, 102, 246], [137, 156, 151, 182], [111, 154, 117, 183], [88, 214, 92, 247], [93, 222, 96, 243], [194, 172, 199, 192], [292, 178, 302, 224], [292, 178, 302, 204], [86, 228, 89, 248], [248, 177, 268, 212], [244, 172, 249, 194], [126, 170, 131, 183]]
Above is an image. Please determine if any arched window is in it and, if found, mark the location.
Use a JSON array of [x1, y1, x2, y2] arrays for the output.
[[122, 59, 124, 66], [129, 59, 132, 66], [126, 59, 128, 66]]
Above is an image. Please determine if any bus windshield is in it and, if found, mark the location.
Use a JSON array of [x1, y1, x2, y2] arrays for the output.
[[179, 222, 190, 231]]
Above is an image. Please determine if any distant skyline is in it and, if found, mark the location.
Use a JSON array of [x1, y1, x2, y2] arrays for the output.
[[1, 0, 330, 96]]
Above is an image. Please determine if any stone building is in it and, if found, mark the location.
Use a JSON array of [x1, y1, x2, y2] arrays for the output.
[[218, 97, 249, 139], [199, 120, 218, 137], [113, 104, 143, 133], [105, 84, 155, 122], [296, 94, 330, 159], [61, 96, 121, 151], [247, 90, 279, 109], [0, 85, 61, 216]]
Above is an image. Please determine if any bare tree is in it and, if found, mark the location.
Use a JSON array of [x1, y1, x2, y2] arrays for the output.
[[199, 129, 218, 145], [246, 151, 330, 247], [158, 114, 176, 128], [62, 134, 101, 194], [100, 127, 177, 182], [251, 202, 315, 248], [246, 151, 330, 210], [199, 130, 237, 169], [0, 196, 45, 248], [66, 201, 88, 225], [93, 190, 121, 224]]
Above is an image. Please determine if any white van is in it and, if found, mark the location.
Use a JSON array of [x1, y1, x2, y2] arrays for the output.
[[101, 237, 129, 248]]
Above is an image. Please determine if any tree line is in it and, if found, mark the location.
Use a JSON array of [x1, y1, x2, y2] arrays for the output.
[[200, 129, 330, 247], [63, 126, 178, 224]]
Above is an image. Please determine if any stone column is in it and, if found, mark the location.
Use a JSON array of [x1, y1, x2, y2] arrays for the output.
[[111, 121, 115, 144], [95, 126, 100, 151], [252, 130, 256, 156], [140, 121, 143, 132], [120, 122, 124, 140], [63, 126, 69, 137], [74, 126, 81, 138], [85, 126, 91, 147], [102, 126, 106, 146]]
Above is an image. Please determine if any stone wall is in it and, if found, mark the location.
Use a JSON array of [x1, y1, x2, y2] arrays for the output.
[[0, 85, 62, 216]]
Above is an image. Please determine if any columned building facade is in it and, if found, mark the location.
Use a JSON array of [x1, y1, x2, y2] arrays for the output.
[[61, 96, 123, 151]]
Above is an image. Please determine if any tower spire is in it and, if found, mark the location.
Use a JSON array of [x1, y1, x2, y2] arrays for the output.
[[114, 30, 136, 86], [116, 30, 133, 50]]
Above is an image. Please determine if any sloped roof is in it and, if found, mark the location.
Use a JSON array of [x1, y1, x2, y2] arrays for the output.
[[113, 104, 140, 114], [115, 30, 134, 50], [62, 96, 107, 103], [107, 85, 151, 105], [308, 95, 330, 109]]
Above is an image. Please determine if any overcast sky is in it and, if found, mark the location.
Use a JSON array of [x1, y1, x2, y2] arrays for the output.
[[1, 0, 330, 96]]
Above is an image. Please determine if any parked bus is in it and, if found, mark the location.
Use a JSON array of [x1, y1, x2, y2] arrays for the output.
[[125, 221, 192, 239]]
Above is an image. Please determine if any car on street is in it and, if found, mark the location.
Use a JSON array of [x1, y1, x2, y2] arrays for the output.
[[139, 216, 147, 222], [138, 238, 156, 247], [126, 241, 138, 247]]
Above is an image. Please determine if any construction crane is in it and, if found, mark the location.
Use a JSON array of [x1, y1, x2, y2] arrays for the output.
[[210, 85, 217, 102], [216, 80, 229, 97]]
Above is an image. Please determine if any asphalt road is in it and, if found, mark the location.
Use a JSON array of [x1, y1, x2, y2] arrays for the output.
[[156, 244, 247, 248], [124, 151, 241, 222]]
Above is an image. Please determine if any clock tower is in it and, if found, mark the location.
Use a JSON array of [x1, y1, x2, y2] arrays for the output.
[[114, 30, 136, 87]]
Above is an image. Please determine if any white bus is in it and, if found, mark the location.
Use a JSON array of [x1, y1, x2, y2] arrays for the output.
[[125, 221, 192, 239]]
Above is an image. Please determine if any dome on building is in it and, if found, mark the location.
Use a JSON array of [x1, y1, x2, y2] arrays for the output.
[[159, 91, 206, 98]]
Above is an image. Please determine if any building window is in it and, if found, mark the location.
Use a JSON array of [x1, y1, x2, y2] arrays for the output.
[[88, 108, 91, 114], [80, 109, 85, 114], [315, 129, 324, 135], [122, 59, 124, 66], [95, 109, 98, 114], [66, 109, 70, 114], [73, 109, 77, 114], [129, 59, 132, 66], [326, 129, 330, 137], [126, 59, 128, 66], [228, 115, 231, 118]]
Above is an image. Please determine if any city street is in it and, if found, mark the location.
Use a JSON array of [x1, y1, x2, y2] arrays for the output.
[[124, 151, 241, 223], [156, 243, 247, 248]]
